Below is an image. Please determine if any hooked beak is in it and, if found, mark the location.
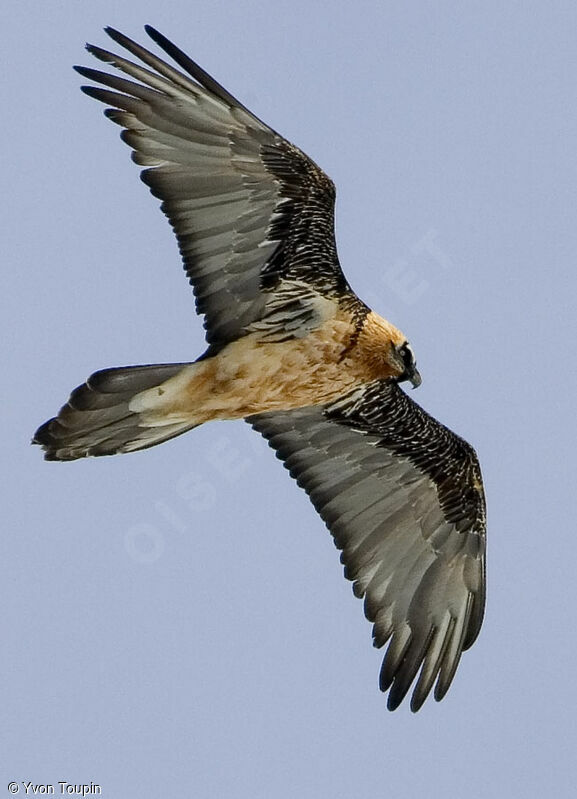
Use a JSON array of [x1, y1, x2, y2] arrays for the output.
[[407, 365, 422, 389], [394, 342, 422, 389]]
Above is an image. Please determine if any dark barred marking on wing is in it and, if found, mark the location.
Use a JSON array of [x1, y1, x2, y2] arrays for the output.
[[76, 27, 355, 346], [326, 381, 487, 540], [247, 280, 332, 341], [248, 380, 486, 711], [259, 140, 348, 294]]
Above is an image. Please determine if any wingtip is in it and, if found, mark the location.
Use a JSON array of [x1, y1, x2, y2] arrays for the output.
[[104, 26, 124, 42], [144, 26, 178, 57], [144, 24, 163, 44], [409, 687, 429, 713], [433, 670, 454, 703], [386, 692, 403, 712], [73, 65, 91, 79], [82, 43, 113, 65]]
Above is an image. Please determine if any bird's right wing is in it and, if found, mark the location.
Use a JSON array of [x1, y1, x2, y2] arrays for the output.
[[249, 380, 486, 711], [76, 27, 352, 347]]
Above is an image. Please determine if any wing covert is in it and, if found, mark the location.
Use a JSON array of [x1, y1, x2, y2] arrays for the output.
[[76, 27, 349, 345], [249, 380, 486, 711]]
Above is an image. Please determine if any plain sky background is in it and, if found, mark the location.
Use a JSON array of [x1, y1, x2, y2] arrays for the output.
[[3, 1, 576, 797]]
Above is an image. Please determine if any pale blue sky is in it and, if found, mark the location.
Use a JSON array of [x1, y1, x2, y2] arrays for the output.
[[3, 2, 576, 797]]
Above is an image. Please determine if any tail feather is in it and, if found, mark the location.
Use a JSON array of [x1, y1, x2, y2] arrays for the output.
[[33, 363, 196, 461]]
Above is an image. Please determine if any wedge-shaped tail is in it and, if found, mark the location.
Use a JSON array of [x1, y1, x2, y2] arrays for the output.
[[33, 363, 195, 461]]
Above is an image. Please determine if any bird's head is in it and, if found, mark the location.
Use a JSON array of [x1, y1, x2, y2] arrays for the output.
[[392, 341, 422, 388], [355, 311, 422, 387]]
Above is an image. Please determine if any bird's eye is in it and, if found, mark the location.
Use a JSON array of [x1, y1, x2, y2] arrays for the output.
[[397, 342, 414, 367]]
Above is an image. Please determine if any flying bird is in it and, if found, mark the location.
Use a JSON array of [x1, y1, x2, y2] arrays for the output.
[[33, 26, 486, 712]]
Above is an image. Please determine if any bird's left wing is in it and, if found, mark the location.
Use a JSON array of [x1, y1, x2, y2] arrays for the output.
[[75, 27, 351, 346], [249, 380, 486, 711]]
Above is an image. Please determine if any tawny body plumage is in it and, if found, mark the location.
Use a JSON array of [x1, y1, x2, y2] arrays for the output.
[[131, 308, 407, 427]]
